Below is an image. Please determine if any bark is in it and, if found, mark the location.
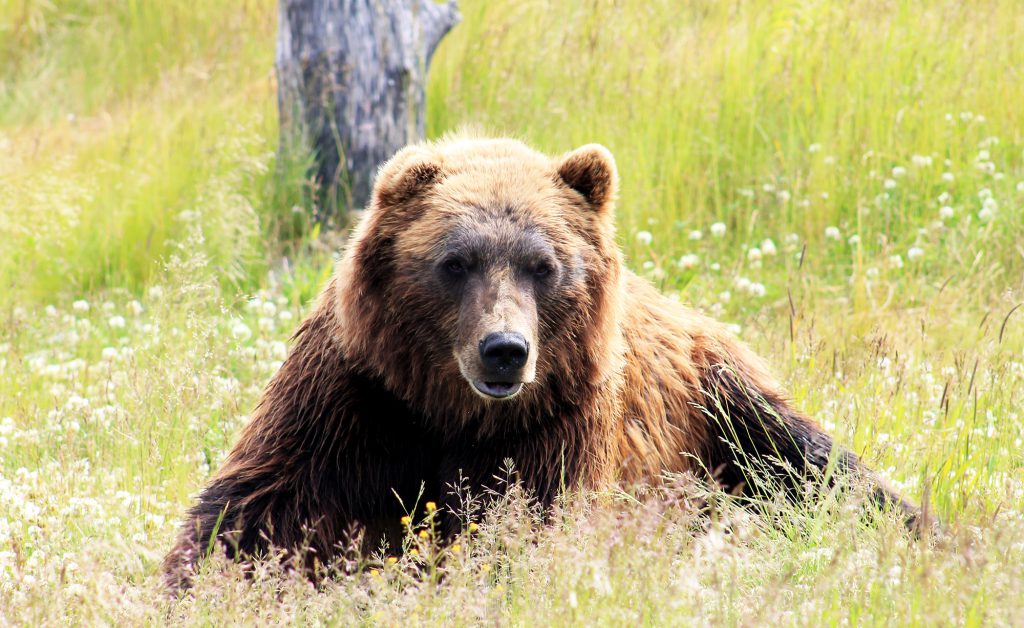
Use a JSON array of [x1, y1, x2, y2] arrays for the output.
[[276, 0, 460, 222]]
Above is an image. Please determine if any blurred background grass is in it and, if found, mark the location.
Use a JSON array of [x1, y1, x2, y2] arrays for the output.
[[0, 0, 1022, 622], [3, 0, 1021, 304]]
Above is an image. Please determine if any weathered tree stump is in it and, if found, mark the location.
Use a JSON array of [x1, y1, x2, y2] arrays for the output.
[[275, 0, 460, 222]]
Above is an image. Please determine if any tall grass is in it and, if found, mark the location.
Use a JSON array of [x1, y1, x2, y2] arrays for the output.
[[429, 0, 1024, 301], [0, 0, 318, 302], [1, 0, 1023, 624]]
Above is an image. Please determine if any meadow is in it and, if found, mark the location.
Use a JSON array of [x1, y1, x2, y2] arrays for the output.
[[1, 0, 1022, 624]]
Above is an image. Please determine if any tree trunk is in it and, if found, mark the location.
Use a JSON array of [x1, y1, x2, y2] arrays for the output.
[[275, 0, 460, 223]]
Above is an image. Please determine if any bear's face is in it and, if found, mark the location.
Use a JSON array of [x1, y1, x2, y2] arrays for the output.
[[339, 139, 622, 416], [428, 208, 557, 399]]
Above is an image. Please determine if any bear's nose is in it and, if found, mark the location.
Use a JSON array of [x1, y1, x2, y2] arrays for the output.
[[479, 332, 529, 373]]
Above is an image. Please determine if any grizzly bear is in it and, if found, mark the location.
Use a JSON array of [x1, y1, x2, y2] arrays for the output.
[[164, 137, 920, 589]]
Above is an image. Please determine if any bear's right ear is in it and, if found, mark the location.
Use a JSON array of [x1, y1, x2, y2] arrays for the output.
[[371, 145, 443, 208], [556, 144, 618, 213]]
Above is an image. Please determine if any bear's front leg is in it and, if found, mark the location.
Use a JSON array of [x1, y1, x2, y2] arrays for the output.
[[699, 354, 924, 531]]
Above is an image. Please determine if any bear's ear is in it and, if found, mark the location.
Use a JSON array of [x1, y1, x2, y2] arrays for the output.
[[556, 144, 618, 212], [372, 145, 443, 208]]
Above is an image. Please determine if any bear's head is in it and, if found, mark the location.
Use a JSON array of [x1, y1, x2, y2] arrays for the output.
[[334, 138, 625, 431]]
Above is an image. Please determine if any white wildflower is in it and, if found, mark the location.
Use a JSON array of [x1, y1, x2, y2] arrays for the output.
[[108, 315, 126, 329], [848, 234, 860, 246], [635, 231, 653, 246], [942, 172, 954, 183], [72, 300, 89, 313], [825, 226, 841, 241], [907, 247, 924, 261], [883, 178, 898, 189], [678, 254, 700, 269], [760, 238, 777, 256], [891, 166, 907, 178], [710, 222, 727, 237], [889, 255, 904, 269], [808, 143, 822, 153], [747, 247, 762, 262], [911, 155, 932, 167], [939, 206, 954, 219], [231, 322, 252, 341], [688, 230, 703, 241]]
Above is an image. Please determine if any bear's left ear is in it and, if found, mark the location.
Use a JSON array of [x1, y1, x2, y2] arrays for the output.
[[372, 145, 444, 209], [556, 144, 618, 212]]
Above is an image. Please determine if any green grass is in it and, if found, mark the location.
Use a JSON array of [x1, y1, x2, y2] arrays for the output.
[[1, 0, 1022, 624]]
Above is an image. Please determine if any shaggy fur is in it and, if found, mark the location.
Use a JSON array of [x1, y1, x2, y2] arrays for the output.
[[164, 138, 919, 590]]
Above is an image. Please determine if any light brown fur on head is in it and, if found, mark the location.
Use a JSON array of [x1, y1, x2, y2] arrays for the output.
[[333, 137, 626, 437]]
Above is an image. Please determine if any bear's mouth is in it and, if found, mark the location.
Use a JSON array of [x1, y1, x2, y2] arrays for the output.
[[472, 380, 524, 400]]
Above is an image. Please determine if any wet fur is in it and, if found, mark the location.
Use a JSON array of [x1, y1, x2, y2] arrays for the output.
[[164, 138, 919, 590]]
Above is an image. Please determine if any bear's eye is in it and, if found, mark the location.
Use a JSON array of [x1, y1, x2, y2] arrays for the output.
[[532, 261, 554, 279], [443, 258, 467, 276]]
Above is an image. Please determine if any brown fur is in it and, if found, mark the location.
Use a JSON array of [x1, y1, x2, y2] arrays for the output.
[[163, 137, 920, 590]]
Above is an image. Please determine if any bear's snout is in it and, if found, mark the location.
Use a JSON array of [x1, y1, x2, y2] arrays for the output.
[[479, 332, 529, 373], [468, 331, 531, 399]]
